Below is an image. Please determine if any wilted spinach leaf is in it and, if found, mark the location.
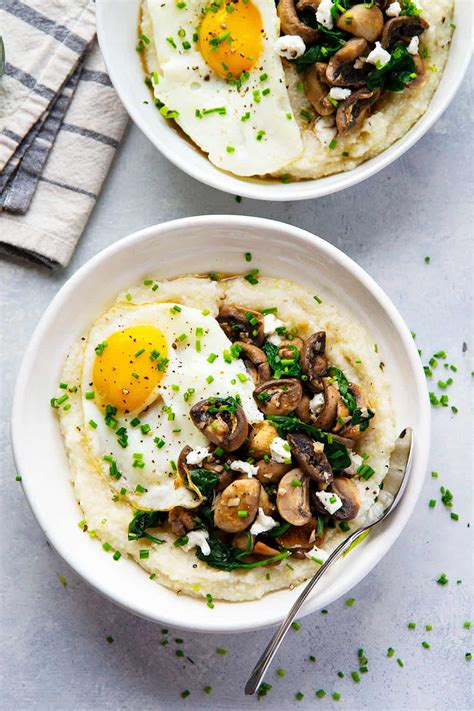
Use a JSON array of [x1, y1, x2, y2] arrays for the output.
[[327, 366, 356, 412], [196, 535, 290, 571], [350, 407, 375, 432], [367, 43, 417, 92], [190, 468, 219, 499], [293, 24, 348, 72], [128, 510, 166, 544]]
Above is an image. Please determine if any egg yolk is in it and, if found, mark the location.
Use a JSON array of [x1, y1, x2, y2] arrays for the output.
[[199, 0, 264, 80], [92, 325, 168, 413]]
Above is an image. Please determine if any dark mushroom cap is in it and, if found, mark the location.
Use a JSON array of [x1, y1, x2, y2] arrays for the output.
[[235, 341, 271, 385], [300, 331, 327, 392], [217, 304, 264, 345], [314, 476, 361, 521], [381, 15, 429, 50], [168, 506, 196, 537], [326, 38, 370, 88], [304, 63, 335, 116], [277, 468, 312, 526], [337, 4, 384, 43], [336, 87, 380, 133], [254, 378, 303, 415], [213, 478, 261, 533], [189, 398, 248, 451], [277, 0, 320, 44], [295, 393, 312, 424], [287, 432, 333, 487]]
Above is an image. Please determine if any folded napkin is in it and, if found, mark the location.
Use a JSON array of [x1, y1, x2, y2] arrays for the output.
[[0, 0, 129, 268]]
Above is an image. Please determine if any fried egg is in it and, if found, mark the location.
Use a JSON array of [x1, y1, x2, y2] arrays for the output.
[[81, 302, 262, 511], [146, 0, 303, 175]]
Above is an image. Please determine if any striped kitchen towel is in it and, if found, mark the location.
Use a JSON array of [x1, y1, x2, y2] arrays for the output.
[[0, 0, 129, 268]]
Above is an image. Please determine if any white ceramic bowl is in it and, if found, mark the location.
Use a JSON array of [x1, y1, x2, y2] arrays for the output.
[[12, 216, 430, 633], [96, 0, 471, 202]]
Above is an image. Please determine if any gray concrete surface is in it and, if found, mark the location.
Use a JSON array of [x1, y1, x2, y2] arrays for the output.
[[1, 67, 472, 710]]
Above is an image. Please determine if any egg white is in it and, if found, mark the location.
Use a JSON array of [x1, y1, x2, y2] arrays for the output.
[[81, 302, 262, 511], [145, 0, 303, 176]]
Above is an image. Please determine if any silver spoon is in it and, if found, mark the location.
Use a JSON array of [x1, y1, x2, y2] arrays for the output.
[[245, 427, 414, 696]]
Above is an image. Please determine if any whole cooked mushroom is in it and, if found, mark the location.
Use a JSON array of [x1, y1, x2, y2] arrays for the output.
[[248, 420, 280, 458], [277, 0, 320, 45], [168, 506, 196, 537], [300, 331, 327, 391], [312, 476, 360, 520], [296, 377, 339, 430], [326, 38, 370, 88], [287, 432, 333, 488], [278, 336, 304, 361], [236, 341, 271, 384], [189, 397, 248, 451], [337, 4, 384, 43], [277, 468, 312, 526], [217, 304, 264, 345], [254, 378, 303, 415], [304, 63, 335, 116], [257, 459, 293, 484], [214, 478, 261, 533], [381, 15, 429, 50], [336, 87, 380, 133]]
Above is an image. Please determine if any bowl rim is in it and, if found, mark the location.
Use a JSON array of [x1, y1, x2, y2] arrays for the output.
[[96, 0, 472, 202], [11, 215, 431, 632]]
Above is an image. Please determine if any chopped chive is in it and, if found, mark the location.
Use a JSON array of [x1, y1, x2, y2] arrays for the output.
[[216, 648, 227, 655], [291, 622, 301, 631], [345, 597, 355, 607]]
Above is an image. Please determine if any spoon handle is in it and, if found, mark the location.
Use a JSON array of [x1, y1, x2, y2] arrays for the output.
[[245, 527, 366, 696]]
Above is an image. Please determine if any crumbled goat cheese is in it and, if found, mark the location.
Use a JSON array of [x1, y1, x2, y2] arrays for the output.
[[386, 2, 401, 17], [270, 436, 292, 464], [185, 447, 210, 466], [314, 116, 337, 147], [264, 313, 285, 346], [329, 87, 352, 101], [407, 36, 420, 55], [263, 313, 284, 335], [181, 530, 210, 556], [316, 0, 334, 30], [366, 42, 391, 68], [305, 545, 330, 564], [316, 490, 343, 515], [274, 34, 306, 60], [309, 393, 325, 415], [230, 460, 259, 478], [344, 451, 363, 477], [250, 507, 278, 536]]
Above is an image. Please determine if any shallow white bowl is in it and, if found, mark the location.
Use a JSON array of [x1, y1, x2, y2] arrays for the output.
[[12, 216, 430, 632], [96, 0, 471, 201]]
